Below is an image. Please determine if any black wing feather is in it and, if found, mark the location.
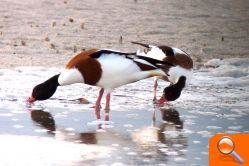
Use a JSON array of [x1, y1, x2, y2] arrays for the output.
[[131, 41, 150, 48], [91, 49, 174, 67], [136, 55, 175, 67], [91, 49, 137, 58]]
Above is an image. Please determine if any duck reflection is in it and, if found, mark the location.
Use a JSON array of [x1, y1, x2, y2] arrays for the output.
[[55, 129, 98, 144], [30, 108, 56, 132], [132, 107, 184, 145], [29, 107, 184, 146], [28, 107, 187, 164], [130, 107, 187, 163], [29, 108, 98, 144], [29, 107, 185, 147], [157, 108, 184, 144], [160, 108, 183, 129]]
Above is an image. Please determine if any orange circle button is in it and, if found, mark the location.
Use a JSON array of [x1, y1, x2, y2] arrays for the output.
[[217, 136, 234, 154]]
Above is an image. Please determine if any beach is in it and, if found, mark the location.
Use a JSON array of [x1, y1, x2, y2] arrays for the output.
[[0, 0, 249, 68]]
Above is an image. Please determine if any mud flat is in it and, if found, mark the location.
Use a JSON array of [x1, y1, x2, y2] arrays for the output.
[[0, 58, 248, 165], [0, 0, 249, 68]]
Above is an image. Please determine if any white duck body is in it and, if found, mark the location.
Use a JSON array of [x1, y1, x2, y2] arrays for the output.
[[136, 45, 193, 84], [58, 49, 168, 90], [96, 53, 165, 90], [167, 65, 193, 84]]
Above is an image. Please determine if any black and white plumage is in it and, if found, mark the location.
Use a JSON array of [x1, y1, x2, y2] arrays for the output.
[[27, 49, 174, 120], [132, 42, 193, 103]]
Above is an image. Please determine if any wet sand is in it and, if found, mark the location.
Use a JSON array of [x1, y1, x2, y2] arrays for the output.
[[0, 0, 249, 68], [0, 65, 248, 165]]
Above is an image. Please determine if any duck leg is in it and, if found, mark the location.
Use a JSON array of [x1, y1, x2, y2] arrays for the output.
[[95, 88, 104, 119], [153, 82, 172, 105], [153, 77, 159, 102], [152, 110, 156, 127], [104, 91, 111, 121]]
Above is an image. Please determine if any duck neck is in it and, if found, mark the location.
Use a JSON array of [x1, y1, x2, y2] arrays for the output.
[[46, 74, 60, 88], [176, 76, 186, 90]]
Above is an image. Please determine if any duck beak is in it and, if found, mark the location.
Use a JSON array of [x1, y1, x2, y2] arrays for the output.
[[158, 96, 167, 104], [154, 96, 167, 106], [26, 96, 36, 103]]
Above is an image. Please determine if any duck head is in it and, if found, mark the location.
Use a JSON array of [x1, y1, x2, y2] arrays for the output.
[[27, 74, 60, 103], [163, 76, 186, 101]]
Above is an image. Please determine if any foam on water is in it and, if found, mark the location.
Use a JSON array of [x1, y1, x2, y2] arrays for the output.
[[87, 120, 114, 126], [204, 58, 249, 86], [174, 157, 187, 162]]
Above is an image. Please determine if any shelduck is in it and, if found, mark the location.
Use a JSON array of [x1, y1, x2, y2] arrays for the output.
[[132, 42, 193, 104], [27, 49, 174, 120]]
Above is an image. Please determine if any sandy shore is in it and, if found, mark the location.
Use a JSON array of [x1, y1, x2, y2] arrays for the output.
[[0, 0, 248, 68]]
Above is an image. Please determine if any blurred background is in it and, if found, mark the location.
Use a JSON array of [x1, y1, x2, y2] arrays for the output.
[[0, 0, 248, 67]]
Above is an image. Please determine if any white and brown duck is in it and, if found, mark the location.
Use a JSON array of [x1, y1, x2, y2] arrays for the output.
[[132, 42, 193, 104], [27, 49, 174, 120]]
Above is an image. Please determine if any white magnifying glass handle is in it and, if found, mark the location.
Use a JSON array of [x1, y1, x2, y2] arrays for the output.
[[231, 151, 244, 164]]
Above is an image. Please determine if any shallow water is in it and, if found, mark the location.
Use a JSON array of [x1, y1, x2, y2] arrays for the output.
[[0, 60, 249, 165]]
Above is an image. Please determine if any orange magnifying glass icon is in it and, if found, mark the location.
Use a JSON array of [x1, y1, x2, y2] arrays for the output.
[[217, 136, 244, 164]]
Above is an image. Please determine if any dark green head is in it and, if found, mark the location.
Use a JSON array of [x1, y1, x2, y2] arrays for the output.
[[163, 76, 186, 101], [27, 74, 60, 102]]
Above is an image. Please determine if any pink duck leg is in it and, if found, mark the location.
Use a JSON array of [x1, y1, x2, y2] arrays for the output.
[[104, 91, 111, 121], [95, 88, 104, 119]]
